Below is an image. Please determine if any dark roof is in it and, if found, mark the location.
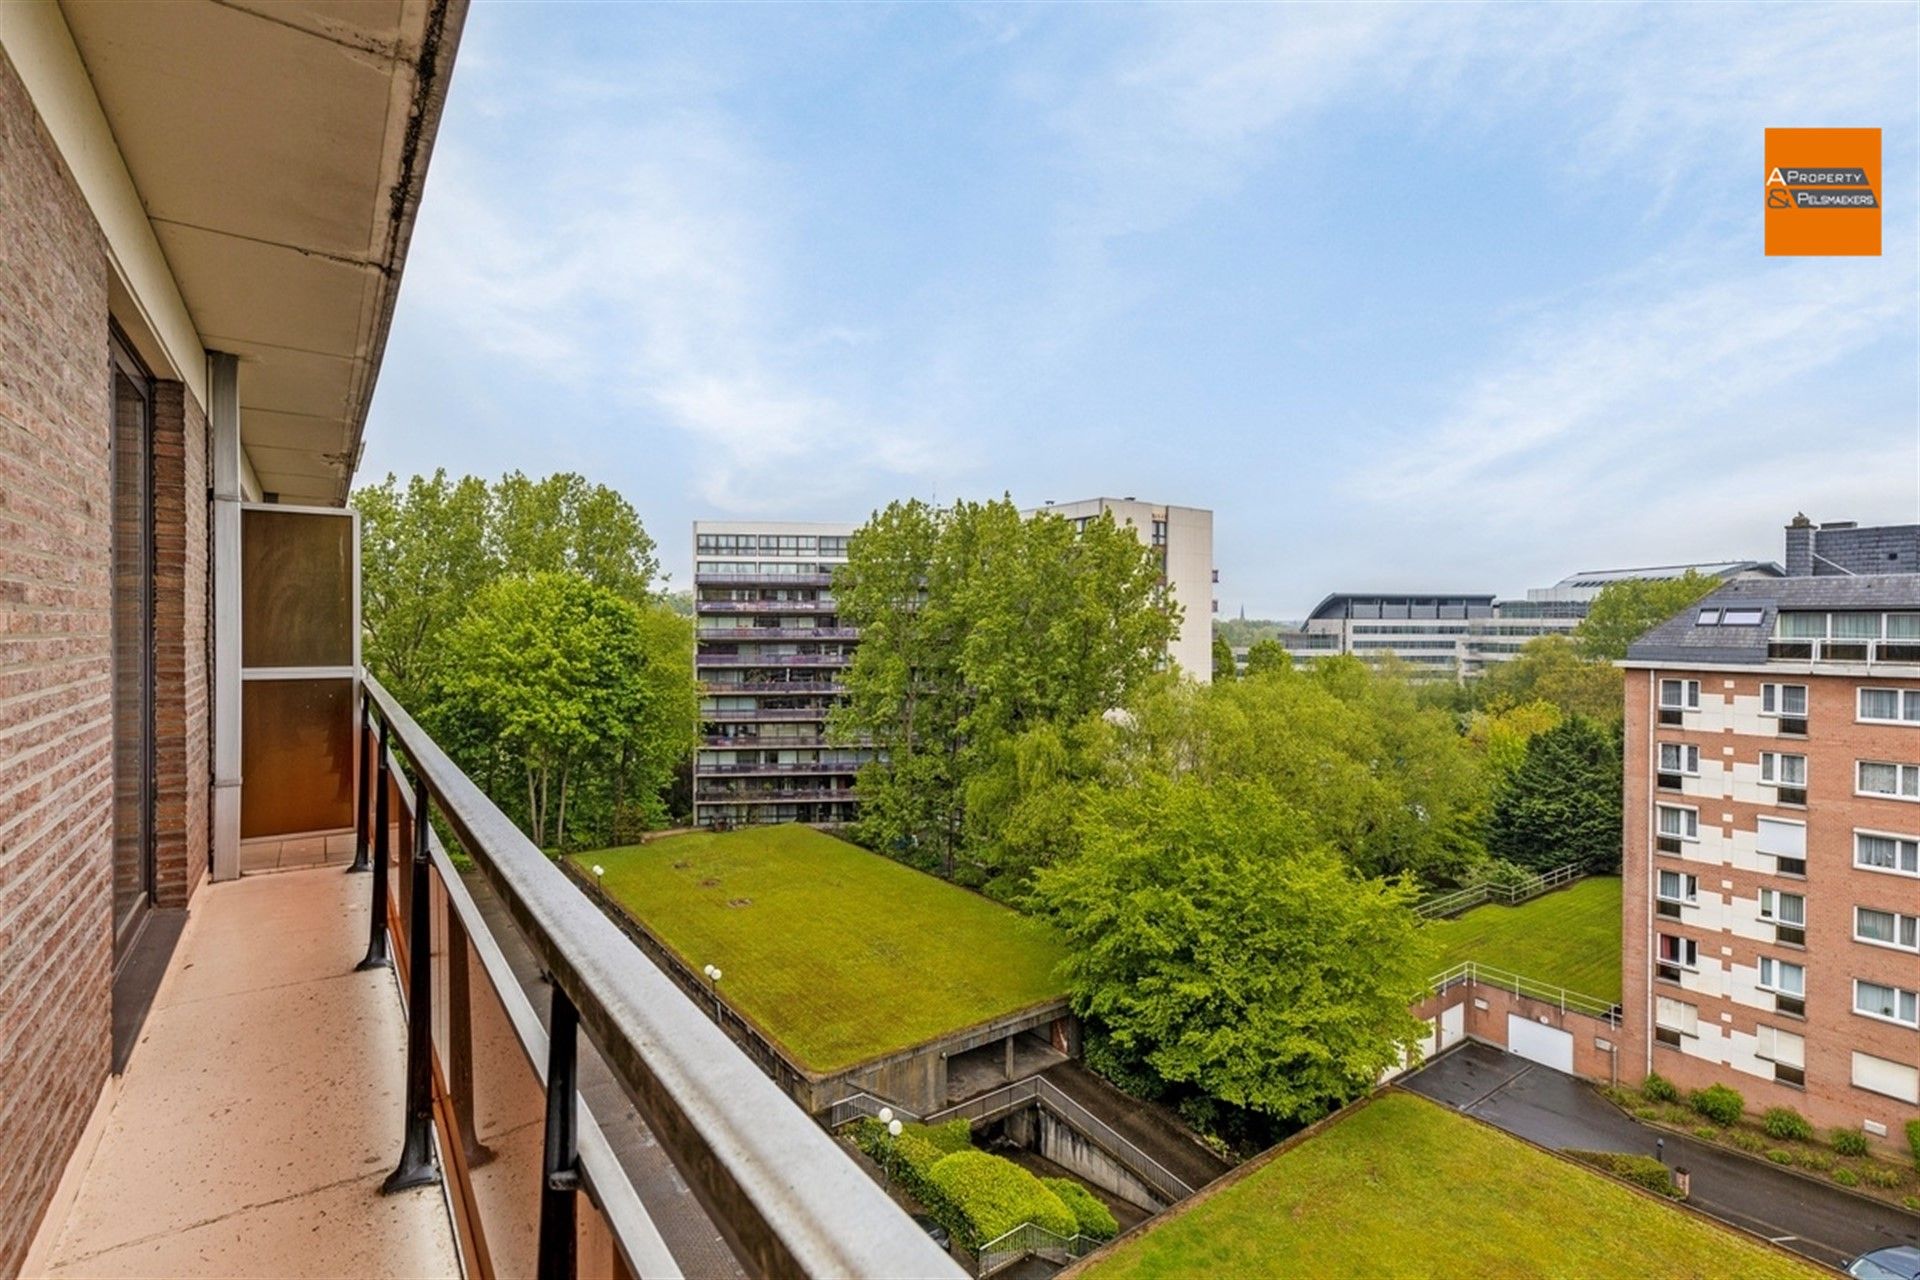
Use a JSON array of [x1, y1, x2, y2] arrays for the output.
[[1306, 592, 1495, 621], [1624, 574, 1920, 665]]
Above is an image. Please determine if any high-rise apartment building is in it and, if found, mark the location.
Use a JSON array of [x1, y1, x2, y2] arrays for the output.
[[692, 521, 868, 826], [1619, 521, 1920, 1145], [1026, 497, 1216, 682]]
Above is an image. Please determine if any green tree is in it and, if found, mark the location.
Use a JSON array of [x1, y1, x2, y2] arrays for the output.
[[1211, 634, 1238, 682], [1477, 635, 1623, 722], [1034, 775, 1432, 1124], [432, 572, 693, 849], [1574, 571, 1717, 661], [833, 497, 1173, 882], [1467, 700, 1563, 785], [489, 470, 661, 603], [1487, 715, 1623, 872], [1242, 638, 1292, 678], [357, 470, 494, 704]]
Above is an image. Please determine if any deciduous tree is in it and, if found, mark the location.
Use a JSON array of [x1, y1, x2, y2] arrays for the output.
[[1575, 571, 1717, 661]]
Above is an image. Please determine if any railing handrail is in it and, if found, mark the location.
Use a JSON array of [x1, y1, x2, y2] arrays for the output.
[[362, 673, 961, 1279], [1414, 861, 1585, 919], [1428, 959, 1620, 1023]]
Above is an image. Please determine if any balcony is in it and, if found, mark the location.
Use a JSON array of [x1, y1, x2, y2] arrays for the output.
[[695, 572, 836, 587], [701, 708, 832, 723], [36, 678, 953, 1279], [704, 680, 847, 696], [694, 787, 861, 804], [696, 761, 866, 777], [1767, 638, 1920, 665], [696, 627, 858, 641], [694, 653, 854, 667], [695, 600, 836, 614]]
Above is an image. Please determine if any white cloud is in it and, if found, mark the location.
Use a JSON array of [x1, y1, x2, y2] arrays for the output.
[[402, 48, 964, 513]]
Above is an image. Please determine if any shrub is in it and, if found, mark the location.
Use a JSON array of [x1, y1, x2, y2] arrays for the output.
[[1832, 1129, 1871, 1158], [1908, 1119, 1920, 1169], [1692, 1125, 1718, 1140], [927, 1150, 1077, 1249], [1564, 1150, 1681, 1199], [1833, 1168, 1861, 1187], [1862, 1166, 1903, 1189], [1042, 1178, 1119, 1241], [921, 1119, 974, 1155], [1642, 1073, 1679, 1103], [1632, 1105, 1659, 1120], [1690, 1084, 1744, 1127], [1767, 1150, 1792, 1165], [1730, 1131, 1767, 1154], [1904, 1195, 1919, 1212], [1795, 1150, 1833, 1172], [847, 1120, 964, 1238], [1763, 1107, 1814, 1142]]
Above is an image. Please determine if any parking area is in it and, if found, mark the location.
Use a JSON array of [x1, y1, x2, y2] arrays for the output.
[[1403, 1041, 1920, 1271]]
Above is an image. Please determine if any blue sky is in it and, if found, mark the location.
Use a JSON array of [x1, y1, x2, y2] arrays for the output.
[[362, 2, 1920, 618]]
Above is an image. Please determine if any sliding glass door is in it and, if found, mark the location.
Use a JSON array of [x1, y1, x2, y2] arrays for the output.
[[109, 329, 155, 960]]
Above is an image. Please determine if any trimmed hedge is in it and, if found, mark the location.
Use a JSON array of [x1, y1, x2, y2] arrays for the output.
[[927, 1150, 1077, 1247], [1564, 1149, 1682, 1199], [1043, 1177, 1119, 1241], [920, 1119, 974, 1155], [1690, 1084, 1743, 1127], [1762, 1107, 1813, 1142]]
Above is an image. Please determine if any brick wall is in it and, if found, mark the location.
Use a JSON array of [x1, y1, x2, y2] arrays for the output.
[[1412, 983, 1623, 1085], [152, 382, 209, 906], [0, 46, 115, 1277]]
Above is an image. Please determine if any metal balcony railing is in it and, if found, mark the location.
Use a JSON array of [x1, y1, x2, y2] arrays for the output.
[[693, 787, 860, 804], [355, 675, 958, 1279], [1767, 638, 1920, 664], [701, 709, 832, 723], [704, 681, 847, 695], [694, 653, 853, 667], [695, 627, 858, 641], [1428, 961, 1621, 1024], [695, 572, 836, 587], [695, 600, 835, 613], [696, 762, 866, 776]]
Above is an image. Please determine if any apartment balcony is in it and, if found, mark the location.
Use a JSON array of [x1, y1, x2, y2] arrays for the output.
[[693, 787, 861, 804], [694, 600, 836, 614], [1767, 638, 1920, 665], [696, 761, 867, 777], [694, 653, 854, 667], [701, 734, 863, 748], [704, 680, 847, 696], [694, 572, 836, 587], [695, 627, 859, 641], [701, 708, 832, 723], [35, 677, 951, 1280]]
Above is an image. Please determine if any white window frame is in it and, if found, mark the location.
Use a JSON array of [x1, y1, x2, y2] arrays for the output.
[[1657, 933, 1698, 972], [1721, 607, 1764, 627], [1759, 888, 1805, 926], [1761, 683, 1808, 718], [1852, 979, 1920, 1029], [1759, 751, 1807, 788], [1856, 760, 1920, 801], [1656, 804, 1699, 842], [1658, 742, 1700, 776], [1854, 829, 1920, 877], [1758, 956, 1806, 996], [1655, 996, 1698, 1038], [1659, 679, 1701, 710], [1754, 1024, 1805, 1069], [1858, 687, 1920, 725], [1656, 870, 1698, 904], [1853, 906, 1920, 953]]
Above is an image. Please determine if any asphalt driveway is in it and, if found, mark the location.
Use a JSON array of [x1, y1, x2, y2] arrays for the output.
[[1403, 1041, 1920, 1271]]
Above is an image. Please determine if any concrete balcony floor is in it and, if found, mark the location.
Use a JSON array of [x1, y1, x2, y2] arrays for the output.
[[31, 867, 460, 1278]]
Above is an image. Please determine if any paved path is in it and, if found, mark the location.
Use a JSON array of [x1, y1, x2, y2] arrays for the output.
[[1038, 1060, 1234, 1197], [1404, 1041, 1920, 1271]]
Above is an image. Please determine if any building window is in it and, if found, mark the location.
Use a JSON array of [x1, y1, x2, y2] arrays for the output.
[[1755, 1025, 1806, 1086], [1835, 613, 1884, 641], [1857, 760, 1920, 800], [1759, 889, 1806, 946], [1762, 683, 1808, 733], [1655, 804, 1698, 854], [1759, 752, 1808, 805], [1855, 830, 1920, 876], [1759, 956, 1806, 1015], [1658, 743, 1699, 776], [1853, 980, 1920, 1028], [1776, 612, 1827, 639], [1859, 687, 1920, 724], [1721, 607, 1764, 626], [1757, 816, 1807, 878], [1854, 906, 1920, 952], [1656, 934, 1697, 982], [1852, 1051, 1920, 1103], [1659, 679, 1700, 718], [1656, 870, 1696, 919], [1655, 996, 1697, 1046]]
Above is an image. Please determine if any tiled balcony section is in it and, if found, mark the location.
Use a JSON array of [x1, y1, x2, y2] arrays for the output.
[[31, 868, 459, 1279]]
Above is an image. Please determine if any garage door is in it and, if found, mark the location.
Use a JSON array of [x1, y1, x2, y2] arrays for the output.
[[1507, 1015, 1574, 1073], [1439, 1003, 1465, 1051]]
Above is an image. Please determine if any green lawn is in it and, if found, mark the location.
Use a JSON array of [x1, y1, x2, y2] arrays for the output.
[[573, 825, 1068, 1073], [1430, 877, 1622, 1004], [1079, 1092, 1818, 1280]]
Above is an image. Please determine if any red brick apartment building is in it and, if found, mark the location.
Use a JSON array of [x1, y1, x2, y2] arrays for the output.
[[0, 6, 958, 1278], [1622, 529, 1920, 1147]]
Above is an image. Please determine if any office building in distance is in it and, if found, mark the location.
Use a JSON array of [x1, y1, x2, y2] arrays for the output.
[[1619, 516, 1920, 1144]]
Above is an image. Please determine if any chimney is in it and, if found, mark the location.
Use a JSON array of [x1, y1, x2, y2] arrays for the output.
[[1785, 513, 1814, 577]]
